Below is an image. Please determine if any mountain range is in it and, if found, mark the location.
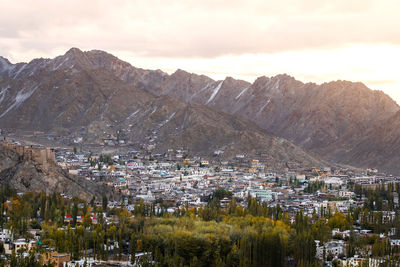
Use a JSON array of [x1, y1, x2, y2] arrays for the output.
[[0, 48, 399, 173]]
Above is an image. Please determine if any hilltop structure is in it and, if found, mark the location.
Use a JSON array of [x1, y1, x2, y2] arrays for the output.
[[1, 140, 55, 167]]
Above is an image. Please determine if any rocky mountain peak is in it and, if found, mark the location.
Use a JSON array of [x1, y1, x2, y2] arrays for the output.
[[273, 73, 296, 81], [253, 75, 270, 84], [65, 47, 84, 57], [171, 69, 192, 78], [0, 56, 12, 67], [0, 56, 14, 74]]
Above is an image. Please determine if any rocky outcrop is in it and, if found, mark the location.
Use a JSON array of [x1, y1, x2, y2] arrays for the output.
[[0, 146, 112, 199]]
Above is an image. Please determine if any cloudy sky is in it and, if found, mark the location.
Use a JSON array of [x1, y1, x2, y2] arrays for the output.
[[1, 0, 400, 102]]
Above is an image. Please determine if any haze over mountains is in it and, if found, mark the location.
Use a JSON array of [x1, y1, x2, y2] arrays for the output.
[[0, 48, 399, 173]]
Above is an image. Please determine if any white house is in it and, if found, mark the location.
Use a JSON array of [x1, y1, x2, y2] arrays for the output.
[[316, 240, 344, 259]]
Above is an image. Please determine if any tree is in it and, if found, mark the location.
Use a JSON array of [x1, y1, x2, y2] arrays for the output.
[[119, 209, 131, 226], [328, 212, 351, 231], [130, 232, 136, 265], [83, 213, 92, 228], [291, 231, 317, 265], [40, 193, 46, 220], [72, 201, 78, 226], [226, 244, 239, 267], [213, 187, 232, 200], [312, 219, 331, 244], [102, 195, 108, 212], [90, 196, 95, 208]]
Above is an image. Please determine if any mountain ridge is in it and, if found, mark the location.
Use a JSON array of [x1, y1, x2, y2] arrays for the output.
[[1, 48, 399, 173], [0, 48, 328, 171]]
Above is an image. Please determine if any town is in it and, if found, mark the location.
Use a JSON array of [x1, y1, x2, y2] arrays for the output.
[[1, 138, 400, 266]]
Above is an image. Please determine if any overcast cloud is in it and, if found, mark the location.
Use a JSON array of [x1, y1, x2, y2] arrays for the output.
[[1, 0, 400, 102]]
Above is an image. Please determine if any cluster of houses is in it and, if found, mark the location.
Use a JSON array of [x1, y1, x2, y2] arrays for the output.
[[53, 147, 400, 266], [54, 147, 399, 212], [3, 136, 400, 265], [0, 228, 71, 266]]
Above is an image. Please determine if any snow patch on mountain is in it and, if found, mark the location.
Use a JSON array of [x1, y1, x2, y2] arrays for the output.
[[0, 86, 9, 104], [53, 57, 70, 71], [235, 87, 249, 99], [257, 98, 271, 115], [127, 109, 141, 120], [150, 107, 158, 115], [272, 78, 280, 91], [190, 82, 211, 100], [158, 112, 176, 128], [55, 110, 66, 120], [12, 64, 27, 78], [206, 81, 223, 104], [0, 84, 39, 118]]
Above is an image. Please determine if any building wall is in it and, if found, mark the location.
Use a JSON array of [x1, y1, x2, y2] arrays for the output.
[[41, 252, 71, 267], [1, 141, 56, 166]]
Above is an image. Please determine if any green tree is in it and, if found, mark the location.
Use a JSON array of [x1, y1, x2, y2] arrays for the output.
[[72, 201, 78, 226], [83, 213, 92, 228], [102, 195, 108, 212], [130, 232, 136, 265]]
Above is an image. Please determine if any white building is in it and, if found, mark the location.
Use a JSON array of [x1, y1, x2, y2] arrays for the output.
[[0, 229, 11, 241], [316, 240, 344, 259], [65, 260, 95, 267]]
